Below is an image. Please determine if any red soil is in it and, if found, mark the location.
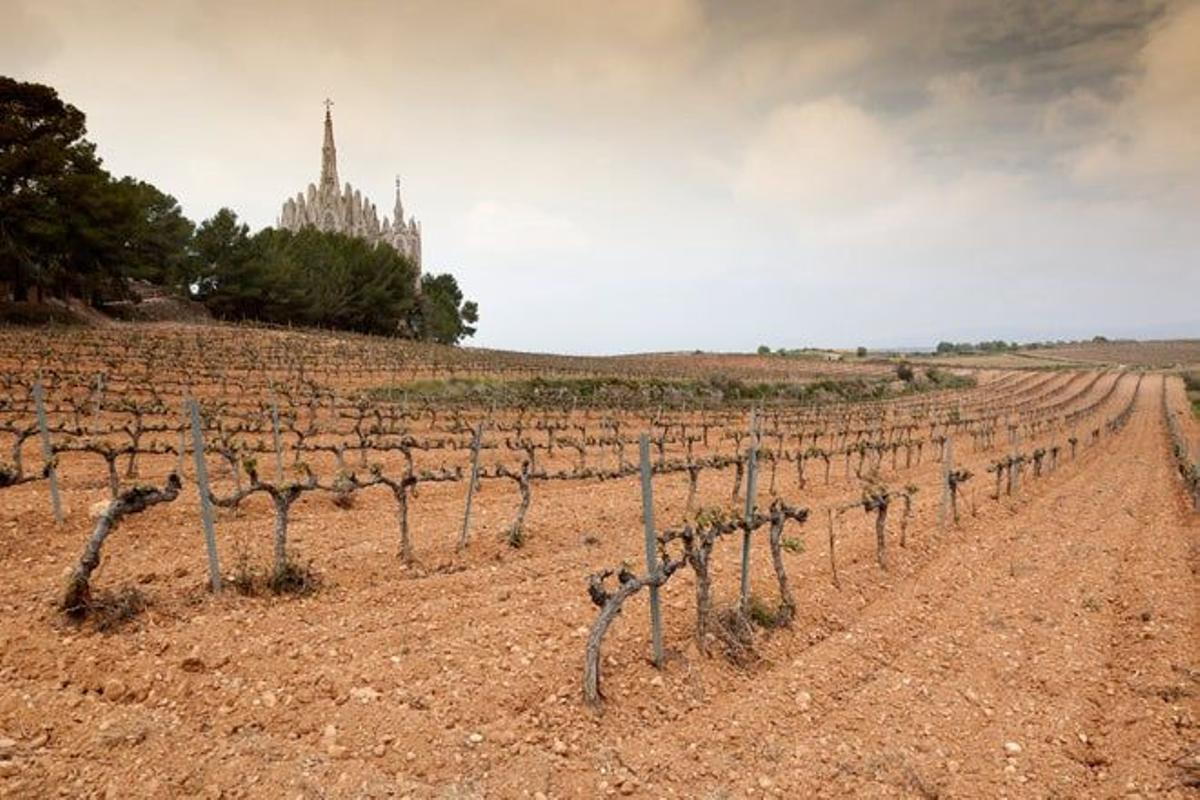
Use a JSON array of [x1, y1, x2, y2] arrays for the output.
[[0, 350, 1197, 798]]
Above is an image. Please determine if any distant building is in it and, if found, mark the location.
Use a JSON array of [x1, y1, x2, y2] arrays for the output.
[[278, 101, 422, 285]]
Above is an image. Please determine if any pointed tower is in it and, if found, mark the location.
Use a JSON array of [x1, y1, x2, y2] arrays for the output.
[[393, 175, 405, 226], [319, 100, 339, 195], [278, 101, 426, 281]]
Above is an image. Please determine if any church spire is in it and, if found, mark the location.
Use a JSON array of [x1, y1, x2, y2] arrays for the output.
[[319, 99, 339, 193], [393, 175, 405, 225]]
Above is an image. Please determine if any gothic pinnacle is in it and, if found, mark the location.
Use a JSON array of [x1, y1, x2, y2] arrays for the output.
[[320, 99, 339, 193]]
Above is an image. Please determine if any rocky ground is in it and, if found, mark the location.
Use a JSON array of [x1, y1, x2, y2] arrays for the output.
[[0, 373, 1197, 798]]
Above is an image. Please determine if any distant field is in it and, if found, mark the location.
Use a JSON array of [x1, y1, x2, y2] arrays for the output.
[[916, 339, 1200, 369], [579, 350, 898, 385]]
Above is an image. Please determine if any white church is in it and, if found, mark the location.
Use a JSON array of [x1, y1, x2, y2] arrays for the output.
[[277, 102, 422, 282]]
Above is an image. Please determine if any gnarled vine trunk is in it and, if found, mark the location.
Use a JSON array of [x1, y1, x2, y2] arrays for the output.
[[873, 503, 889, 569], [63, 474, 182, 616], [767, 511, 794, 625]]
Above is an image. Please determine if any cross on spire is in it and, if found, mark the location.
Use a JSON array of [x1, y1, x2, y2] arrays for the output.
[[319, 99, 339, 191]]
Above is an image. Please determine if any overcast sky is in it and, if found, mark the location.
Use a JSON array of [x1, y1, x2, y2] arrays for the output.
[[4, 0, 1198, 353]]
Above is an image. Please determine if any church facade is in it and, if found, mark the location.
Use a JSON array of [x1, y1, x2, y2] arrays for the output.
[[278, 103, 422, 282]]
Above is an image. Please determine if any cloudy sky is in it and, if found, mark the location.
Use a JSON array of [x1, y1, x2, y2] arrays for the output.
[[4, 0, 1198, 353]]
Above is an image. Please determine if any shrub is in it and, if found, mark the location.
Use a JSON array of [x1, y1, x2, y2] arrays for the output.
[[745, 594, 788, 629], [712, 604, 759, 666], [231, 550, 263, 596], [781, 536, 804, 554], [67, 587, 148, 632], [506, 523, 526, 549], [268, 558, 320, 596]]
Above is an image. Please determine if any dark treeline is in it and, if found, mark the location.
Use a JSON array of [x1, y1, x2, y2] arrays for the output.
[[0, 76, 477, 344], [190, 211, 476, 341], [935, 340, 1021, 354], [934, 335, 1116, 355]]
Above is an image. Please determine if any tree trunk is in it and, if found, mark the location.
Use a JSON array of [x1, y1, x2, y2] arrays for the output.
[[509, 472, 531, 547], [394, 484, 413, 563], [124, 422, 143, 478], [685, 467, 699, 517], [687, 542, 713, 655], [225, 451, 243, 492], [271, 493, 289, 576], [827, 509, 839, 588], [874, 504, 889, 569], [11, 433, 28, 479], [584, 577, 653, 707], [768, 513, 794, 625], [105, 454, 120, 499], [63, 476, 181, 615], [12, 272, 29, 303]]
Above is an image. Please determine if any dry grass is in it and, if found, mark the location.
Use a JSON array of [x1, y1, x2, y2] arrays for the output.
[[65, 586, 149, 632], [712, 603, 760, 666]]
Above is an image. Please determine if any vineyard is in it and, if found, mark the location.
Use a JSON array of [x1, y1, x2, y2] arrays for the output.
[[921, 339, 1200, 371], [1, 323, 1198, 798]]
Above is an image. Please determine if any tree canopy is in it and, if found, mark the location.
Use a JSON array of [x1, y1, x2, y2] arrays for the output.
[[1, 76, 194, 303], [419, 272, 478, 345], [1, 75, 98, 301], [191, 218, 421, 336]]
